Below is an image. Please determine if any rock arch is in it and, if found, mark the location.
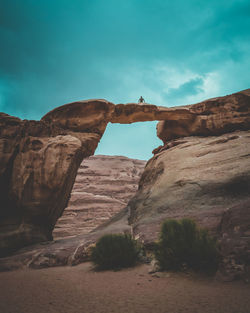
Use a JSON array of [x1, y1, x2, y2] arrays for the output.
[[0, 89, 249, 255]]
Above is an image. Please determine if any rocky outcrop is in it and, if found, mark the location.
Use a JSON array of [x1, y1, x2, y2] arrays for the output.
[[42, 99, 191, 127], [157, 89, 250, 143], [0, 113, 100, 256], [129, 131, 250, 241], [53, 155, 146, 239], [0, 206, 132, 271], [42, 99, 114, 136], [128, 130, 250, 280], [0, 89, 249, 256]]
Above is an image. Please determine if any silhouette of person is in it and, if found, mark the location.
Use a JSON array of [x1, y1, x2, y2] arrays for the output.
[[138, 96, 145, 104]]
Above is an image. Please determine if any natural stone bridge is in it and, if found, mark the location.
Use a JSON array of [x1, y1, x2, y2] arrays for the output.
[[0, 89, 249, 255]]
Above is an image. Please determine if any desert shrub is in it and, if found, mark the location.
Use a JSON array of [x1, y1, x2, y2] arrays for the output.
[[91, 233, 141, 270], [155, 218, 219, 274]]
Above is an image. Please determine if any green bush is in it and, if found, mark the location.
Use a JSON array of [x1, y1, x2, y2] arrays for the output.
[[91, 233, 141, 270], [155, 218, 219, 274]]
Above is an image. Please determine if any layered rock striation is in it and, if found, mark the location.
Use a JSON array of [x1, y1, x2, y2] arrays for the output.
[[53, 155, 146, 239]]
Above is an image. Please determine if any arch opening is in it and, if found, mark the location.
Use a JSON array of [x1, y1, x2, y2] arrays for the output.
[[53, 121, 160, 239], [96, 121, 162, 160]]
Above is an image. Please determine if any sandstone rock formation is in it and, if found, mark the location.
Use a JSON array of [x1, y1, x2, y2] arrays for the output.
[[129, 131, 250, 234], [42, 99, 189, 126], [127, 130, 250, 280], [0, 89, 249, 259], [1, 131, 249, 280], [0, 113, 99, 256], [218, 203, 250, 281], [0, 133, 249, 280], [53, 155, 146, 239], [42, 99, 114, 136], [157, 89, 250, 143]]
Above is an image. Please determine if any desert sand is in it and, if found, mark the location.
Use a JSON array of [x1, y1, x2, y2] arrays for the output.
[[0, 263, 249, 313]]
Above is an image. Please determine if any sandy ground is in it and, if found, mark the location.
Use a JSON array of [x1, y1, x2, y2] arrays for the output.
[[0, 263, 249, 313]]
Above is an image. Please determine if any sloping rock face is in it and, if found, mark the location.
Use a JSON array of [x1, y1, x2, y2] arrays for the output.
[[53, 155, 146, 239], [128, 130, 250, 280], [129, 130, 250, 238], [0, 89, 249, 257]]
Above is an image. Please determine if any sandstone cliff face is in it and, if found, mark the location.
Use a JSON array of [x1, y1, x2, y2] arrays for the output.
[[128, 130, 250, 280], [53, 155, 146, 239], [129, 131, 250, 238], [0, 114, 100, 255]]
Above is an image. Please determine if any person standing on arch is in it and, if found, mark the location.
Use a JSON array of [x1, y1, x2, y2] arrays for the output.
[[138, 96, 145, 104]]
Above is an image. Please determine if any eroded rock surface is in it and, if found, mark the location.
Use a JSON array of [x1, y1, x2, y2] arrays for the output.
[[128, 130, 250, 280], [129, 131, 250, 241], [42, 99, 114, 136], [218, 203, 250, 281], [0, 206, 131, 271], [157, 89, 250, 143], [0, 113, 100, 256], [53, 155, 146, 239]]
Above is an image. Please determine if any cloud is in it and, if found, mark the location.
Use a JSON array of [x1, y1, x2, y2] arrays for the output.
[[0, 0, 249, 116], [106, 63, 222, 107], [164, 77, 203, 102]]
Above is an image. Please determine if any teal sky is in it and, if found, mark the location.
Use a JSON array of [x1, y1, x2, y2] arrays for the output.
[[0, 0, 249, 159]]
